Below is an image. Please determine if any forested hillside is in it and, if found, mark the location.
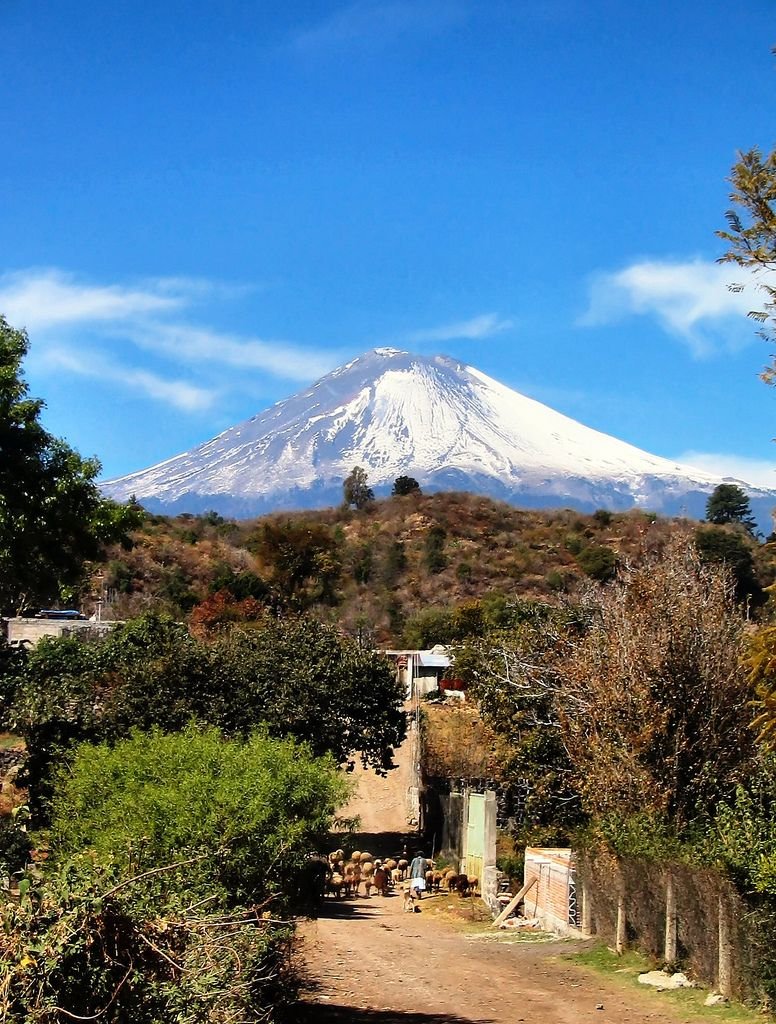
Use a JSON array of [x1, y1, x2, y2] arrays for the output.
[[92, 490, 776, 644]]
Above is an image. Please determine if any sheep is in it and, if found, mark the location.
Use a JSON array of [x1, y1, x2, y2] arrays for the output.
[[326, 871, 345, 898], [452, 874, 480, 897], [443, 870, 459, 892], [397, 858, 409, 880], [343, 860, 361, 897]]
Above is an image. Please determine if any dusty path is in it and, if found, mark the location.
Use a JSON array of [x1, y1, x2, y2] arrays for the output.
[[339, 707, 418, 833], [287, 890, 707, 1024], [288, 721, 707, 1024]]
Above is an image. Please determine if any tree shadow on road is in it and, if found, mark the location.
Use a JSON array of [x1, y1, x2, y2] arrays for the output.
[[285, 1004, 495, 1024], [315, 893, 402, 920]]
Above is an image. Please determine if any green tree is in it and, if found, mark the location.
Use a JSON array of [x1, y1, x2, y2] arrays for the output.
[[342, 465, 374, 510], [391, 475, 421, 496], [424, 524, 447, 574], [458, 602, 587, 846], [717, 146, 776, 366], [13, 612, 407, 815], [382, 539, 407, 586], [207, 619, 406, 771], [705, 482, 757, 533], [695, 524, 761, 602], [402, 607, 455, 648], [0, 317, 142, 614], [1, 726, 346, 1023], [248, 518, 340, 608]]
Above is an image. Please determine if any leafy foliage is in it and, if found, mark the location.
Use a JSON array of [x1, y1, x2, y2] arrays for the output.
[[717, 146, 776, 362], [342, 465, 374, 510], [12, 613, 406, 817], [576, 543, 617, 581], [461, 542, 756, 846], [747, 625, 776, 750], [1, 726, 347, 1022], [0, 640, 28, 730], [49, 725, 349, 907], [424, 524, 447, 574], [1, 837, 294, 1023], [555, 541, 754, 826], [248, 519, 340, 609], [0, 317, 142, 615], [100, 494, 776, 643], [713, 752, 776, 896], [0, 724, 346, 1019], [457, 601, 589, 844], [189, 589, 264, 636], [695, 524, 761, 602]]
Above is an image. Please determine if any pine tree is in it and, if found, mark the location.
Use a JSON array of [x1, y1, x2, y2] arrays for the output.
[[705, 483, 756, 534]]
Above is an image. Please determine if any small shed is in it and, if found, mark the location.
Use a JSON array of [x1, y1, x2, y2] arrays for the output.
[[381, 645, 453, 698]]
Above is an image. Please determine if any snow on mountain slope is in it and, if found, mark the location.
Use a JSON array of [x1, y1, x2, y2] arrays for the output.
[[103, 348, 776, 526]]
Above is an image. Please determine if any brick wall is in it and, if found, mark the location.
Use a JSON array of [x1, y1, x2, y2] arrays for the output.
[[524, 847, 577, 934]]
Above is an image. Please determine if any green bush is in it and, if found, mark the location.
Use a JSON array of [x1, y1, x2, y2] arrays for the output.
[[576, 544, 617, 581], [0, 725, 346, 1021], [48, 724, 350, 908]]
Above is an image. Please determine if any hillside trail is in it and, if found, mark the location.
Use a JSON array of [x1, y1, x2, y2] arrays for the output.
[[287, 733, 702, 1024]]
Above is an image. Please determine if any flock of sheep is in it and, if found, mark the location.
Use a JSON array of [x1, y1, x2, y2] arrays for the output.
[[323, 848, 479, 899]]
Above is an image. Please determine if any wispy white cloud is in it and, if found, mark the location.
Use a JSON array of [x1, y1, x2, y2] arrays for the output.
[[0, 268, 186, 330], [580, 257, 773, 356], [132, 323, 337, 382], [292, 0, 466, 53], [405, 312, 513, 344], [0, 267, 337, 408], [38, 347, 216, 413], [674, 450, 776, 490]]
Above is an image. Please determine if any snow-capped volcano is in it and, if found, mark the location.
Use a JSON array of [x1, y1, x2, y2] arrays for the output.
[[104, 348, 776, 526]]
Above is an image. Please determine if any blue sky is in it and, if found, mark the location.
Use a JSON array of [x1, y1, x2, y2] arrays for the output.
[[2, 0, 775, 488]]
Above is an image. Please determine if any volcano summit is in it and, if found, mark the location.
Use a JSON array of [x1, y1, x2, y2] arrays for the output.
[[104, 348, 776, 526]]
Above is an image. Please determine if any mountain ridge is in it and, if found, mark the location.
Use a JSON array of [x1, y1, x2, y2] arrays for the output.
[[103, 348, 776, 529]]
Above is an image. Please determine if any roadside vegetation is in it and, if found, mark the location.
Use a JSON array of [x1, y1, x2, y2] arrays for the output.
[[0, 320, 405, 1021]]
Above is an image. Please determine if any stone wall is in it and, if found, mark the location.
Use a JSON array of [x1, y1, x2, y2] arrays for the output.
[[577, 849, 776, 1003]]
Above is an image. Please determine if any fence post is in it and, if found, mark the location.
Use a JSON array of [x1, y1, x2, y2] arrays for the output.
[[615, 892, 627, 954], [581, 880, 593, 937], [718, 893, 732, 998], [664, 871, 677, 965]]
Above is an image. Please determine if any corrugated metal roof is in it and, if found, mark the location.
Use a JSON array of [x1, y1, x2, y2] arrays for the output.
[[417, 651, 451, 668]]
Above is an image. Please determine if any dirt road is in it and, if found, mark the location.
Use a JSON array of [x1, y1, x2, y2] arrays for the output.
[[289, 723, 710, 1024], [338, 707, 418, 833], [288, 890, 704, 1024]]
